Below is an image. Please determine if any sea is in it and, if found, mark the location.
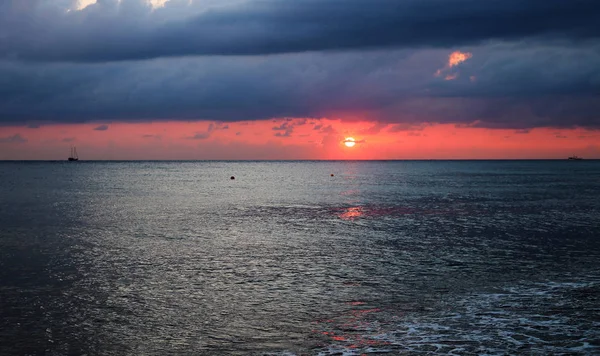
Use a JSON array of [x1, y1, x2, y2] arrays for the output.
[[1, 160, 599, 355]]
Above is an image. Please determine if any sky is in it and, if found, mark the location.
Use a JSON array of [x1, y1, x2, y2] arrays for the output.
[[1, 0, 599, 160]]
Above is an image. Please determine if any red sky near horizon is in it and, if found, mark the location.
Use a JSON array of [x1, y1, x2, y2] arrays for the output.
[[1, 3, 599, 160], [2, 49, 597, 160], [1, 119, 598, 160]]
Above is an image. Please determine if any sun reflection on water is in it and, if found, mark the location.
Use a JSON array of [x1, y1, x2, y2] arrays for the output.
[[338, 206, 364, 220]]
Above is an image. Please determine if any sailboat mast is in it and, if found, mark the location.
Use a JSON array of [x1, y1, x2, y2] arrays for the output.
[[68, 145, 79, 161]]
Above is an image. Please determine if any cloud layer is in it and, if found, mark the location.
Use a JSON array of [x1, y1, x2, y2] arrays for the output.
[[1, 0, 599, 62], [2, 43, 600, 128], [1, 0, 599, 130]]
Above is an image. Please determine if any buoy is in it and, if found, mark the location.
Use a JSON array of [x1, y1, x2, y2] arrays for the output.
[[230, 176, 235, 180], [331, 174, 334, 177]]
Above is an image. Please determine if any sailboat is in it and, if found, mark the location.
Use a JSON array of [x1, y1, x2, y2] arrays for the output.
[[68, 146, 79, 161]]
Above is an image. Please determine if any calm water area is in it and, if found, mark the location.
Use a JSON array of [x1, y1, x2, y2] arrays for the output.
[[1, 160, 599, 355]]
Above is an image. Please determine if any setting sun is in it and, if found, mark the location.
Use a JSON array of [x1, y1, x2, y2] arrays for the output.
[[344, 137, 356, 147]]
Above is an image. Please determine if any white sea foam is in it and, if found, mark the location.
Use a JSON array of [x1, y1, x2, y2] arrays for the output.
[[309, 279, 600, 355]]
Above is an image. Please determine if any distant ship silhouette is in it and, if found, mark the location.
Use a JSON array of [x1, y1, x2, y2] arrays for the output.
[[568, 155, 583, 160], [68, 146, 79, 161]]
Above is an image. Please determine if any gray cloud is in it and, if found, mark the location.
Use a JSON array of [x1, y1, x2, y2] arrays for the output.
[[142, 134, 161, 139], [295, 119, 308, 126], [189, 132, 211, 139], [1, 0, 599, 62], [320, 125, 336, 134], [273, 122, 294, 137], [389, 123, 429, 132], [1, 32, 600, 130], [0, 134, 27, 143], [359, 123, 389, 135], [187, 123, 215, 139]]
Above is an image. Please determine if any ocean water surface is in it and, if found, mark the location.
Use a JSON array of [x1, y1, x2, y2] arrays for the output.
[[1, 160, 599, 355]]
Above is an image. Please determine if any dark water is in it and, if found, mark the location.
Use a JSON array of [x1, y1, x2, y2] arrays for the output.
[[1, 161, 599, 355]]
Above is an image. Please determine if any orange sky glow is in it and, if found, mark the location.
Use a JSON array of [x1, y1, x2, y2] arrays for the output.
[[1, 119, 598, 160], [1, 2, 598, 162]]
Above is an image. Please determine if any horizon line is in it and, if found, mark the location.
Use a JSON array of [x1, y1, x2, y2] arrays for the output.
[[1, 158, 598, 162]]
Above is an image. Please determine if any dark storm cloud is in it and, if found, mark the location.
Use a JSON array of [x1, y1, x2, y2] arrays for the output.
[[429, 44, 600, 98], [1, 0, 599, 62], [376, 96, 600, 129], [1, 43, 600, 129]]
